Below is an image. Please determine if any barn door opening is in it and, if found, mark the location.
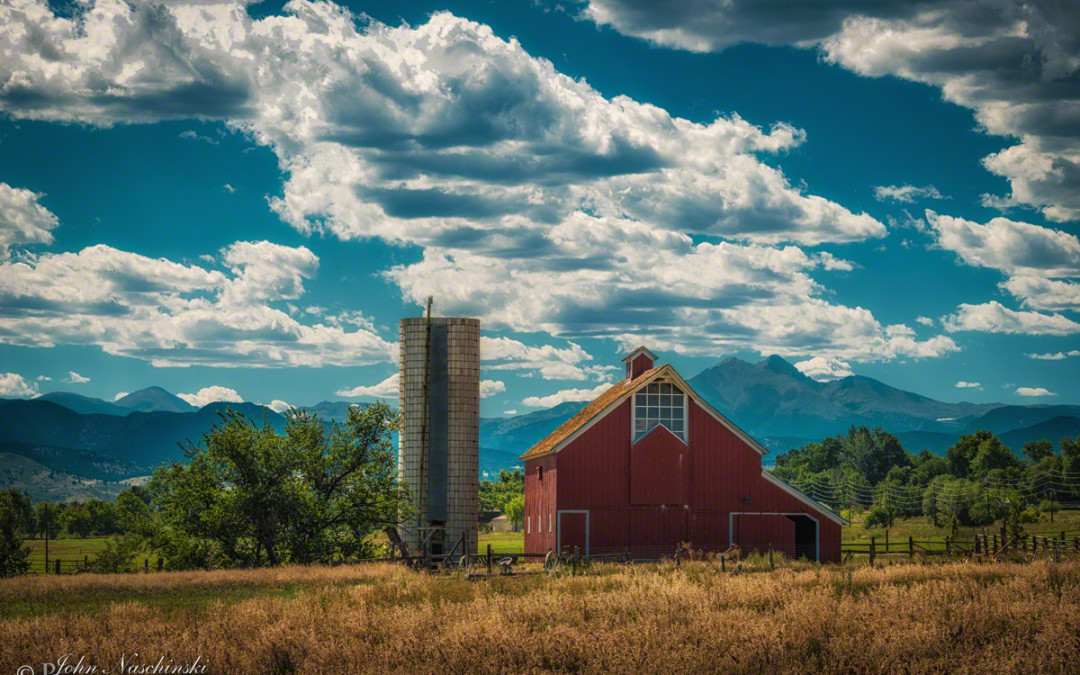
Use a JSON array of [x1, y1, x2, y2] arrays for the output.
[[557, 510, 589, 556], [784, 515, 818, 561]]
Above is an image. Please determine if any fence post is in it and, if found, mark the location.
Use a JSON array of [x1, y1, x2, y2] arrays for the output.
[[945, 536, 951, 555], [54, 559, 60, 575], [84, 554, 88, 568], [486, 544, 492, 576], [1033, 534, 1038, 552], [993, 534, 998, 553], [157, 558, 164, 572], [144, 558, 149, 573], [908, 536, 914, 559], [721, 555, 726, 572], [870, 537, 876, 566]]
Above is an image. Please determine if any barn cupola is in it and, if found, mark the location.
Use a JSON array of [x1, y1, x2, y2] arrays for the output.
[[622, 346, 658, 380]]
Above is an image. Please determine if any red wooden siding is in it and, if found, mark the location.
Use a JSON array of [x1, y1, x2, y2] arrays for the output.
[[523, 453, 557, 555], [523, 374, 843, 562], [627, 352, 653, 379], [630, 425, 687, 505], [732, 514, 795, 556], [558, 512, 587, 553]]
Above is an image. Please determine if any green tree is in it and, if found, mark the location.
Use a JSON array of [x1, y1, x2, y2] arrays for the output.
[[503, 494, 524, 531], [1023, 440, 1055, 463], [32, 502, 60, 539], [479, 470, 524, 512], [969, 436, 1021, 478], [0, 489, 32, 577], [1061, 437, 1080, 500], [946, 430, 995, 479], [840, 427, 909, 485], [62, 502, 94, 538], [912, 451, 950, 486], [115, 489, 152, 536], [864, 505, 895, 531], [149, 403, 407, 569]]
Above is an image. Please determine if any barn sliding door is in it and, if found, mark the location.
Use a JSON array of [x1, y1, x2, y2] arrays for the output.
[[557, 510, 589, 556]]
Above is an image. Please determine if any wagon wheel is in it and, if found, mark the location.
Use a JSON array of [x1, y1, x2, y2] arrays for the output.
[[457, 554, 474, 578]]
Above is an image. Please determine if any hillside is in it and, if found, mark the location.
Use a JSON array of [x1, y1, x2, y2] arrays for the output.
[[0, 452, 130, 502], [0, 441, 147, 481], [1001, 416, 1080, 454], [0, 399, 288, 467], [35, 392, 129, 416], [962, 405, 1080, 435], [114, 387, 196, 413], [480, 401, 586, 455]]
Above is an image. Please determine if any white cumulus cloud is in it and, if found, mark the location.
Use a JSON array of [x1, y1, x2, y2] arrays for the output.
[[480, 380, 506, 398], [266, 399, 291, 413], [0, 1, 974, 369], [523, 383, 611, 408], [942, 301, 1080, 336], [1026, 350, 1080, 360], [0, 373, 38, 398], [1016, 387, 1057, 397], [0, 240, 394, 368], [955, 381, 981, 389], [873, 184, 947, 203], [337, 373, 399, 399], [0, 183, 60, 260], [177, 386, 243, 408], [794, 356, 853, 382], [581, 0, 1080, 222], [63, 371, 90, 384]]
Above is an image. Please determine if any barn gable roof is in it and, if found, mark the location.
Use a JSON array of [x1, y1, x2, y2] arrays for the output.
[[519, 366, 660, 460], [519, 362, 769, 460], [761, 470, 850, 526]]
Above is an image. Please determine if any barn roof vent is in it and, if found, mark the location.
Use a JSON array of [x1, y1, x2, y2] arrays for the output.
[[622, 346, 657, 380]]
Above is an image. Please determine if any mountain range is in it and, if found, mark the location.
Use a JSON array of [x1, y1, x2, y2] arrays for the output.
[[2, 354, 1079, 500]]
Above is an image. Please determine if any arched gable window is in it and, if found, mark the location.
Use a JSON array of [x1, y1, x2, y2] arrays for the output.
[[633, 382, 686, 441]]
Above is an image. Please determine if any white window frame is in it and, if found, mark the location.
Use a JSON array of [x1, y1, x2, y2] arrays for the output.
[[527, 515, 531, 534], [631, 381, 688, 442]]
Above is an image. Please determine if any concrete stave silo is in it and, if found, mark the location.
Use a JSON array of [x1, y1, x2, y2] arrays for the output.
[[398, 315, 479, 557]]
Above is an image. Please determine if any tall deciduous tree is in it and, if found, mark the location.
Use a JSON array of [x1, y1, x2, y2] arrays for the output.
[[149, 403, 408, 569], [0, 489, 31, 577]]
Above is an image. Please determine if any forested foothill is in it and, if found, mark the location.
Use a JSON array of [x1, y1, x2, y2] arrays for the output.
[[771, 427, 1080, 537]]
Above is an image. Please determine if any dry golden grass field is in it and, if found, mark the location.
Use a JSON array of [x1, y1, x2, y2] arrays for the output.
[[2, 559, 1079, 674]]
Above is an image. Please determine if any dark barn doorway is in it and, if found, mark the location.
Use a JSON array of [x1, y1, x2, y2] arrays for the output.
[[785, 515, 818, 561]]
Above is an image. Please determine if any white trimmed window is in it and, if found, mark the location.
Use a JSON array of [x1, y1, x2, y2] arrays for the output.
[[633, 382, 686, 441], [549, 513, 552, 532], [527, 516, 531, 534]]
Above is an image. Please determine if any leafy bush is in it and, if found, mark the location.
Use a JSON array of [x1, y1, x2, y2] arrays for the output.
[[864, 506, 894, 530], [94, 536, 143, 574]]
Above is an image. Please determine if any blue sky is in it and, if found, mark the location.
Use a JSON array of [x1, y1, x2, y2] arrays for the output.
[[0, 0, 1078, 414]]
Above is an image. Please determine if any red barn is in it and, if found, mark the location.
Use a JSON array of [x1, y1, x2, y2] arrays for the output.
[[520, 347, 846, 562]]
